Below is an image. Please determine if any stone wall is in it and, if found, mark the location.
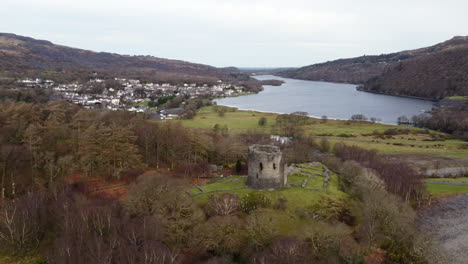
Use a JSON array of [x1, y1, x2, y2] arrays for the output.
[[424, 167, 468, 178], [247, 145, 286, 189]]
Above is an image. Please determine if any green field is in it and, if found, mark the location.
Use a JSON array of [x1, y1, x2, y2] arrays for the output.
[[190, 163, 346, 211], [428, 177, 468, 183], [446, 96, 468, 101], [178, 106, 468, 158], [426, 183, 468, 195], [0, 254, 44, 264], [326, 137, 468, 158], [133, 101, 150, 107], [425, 177, 468, 195], [180, 106, 278, 134]]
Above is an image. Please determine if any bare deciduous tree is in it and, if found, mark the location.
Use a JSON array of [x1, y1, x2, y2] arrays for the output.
[[0, 191, 47, 254], [206, 193, 240, 216]]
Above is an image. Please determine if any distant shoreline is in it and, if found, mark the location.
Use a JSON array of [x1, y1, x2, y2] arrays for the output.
[[211, 103, 397, 125], [216, 75, 434, 125], [265, 75, 439, 102], [355, 87, 440, 102]]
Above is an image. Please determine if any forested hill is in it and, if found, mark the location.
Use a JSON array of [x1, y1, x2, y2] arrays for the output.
[[0, 33, 240, 84], [278, 36, 468, 99], [360, 37, 468, 99]]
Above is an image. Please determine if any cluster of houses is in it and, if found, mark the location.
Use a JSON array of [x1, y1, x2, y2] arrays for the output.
[[19, 77, 248, 119], [20, 78, 55, 88]]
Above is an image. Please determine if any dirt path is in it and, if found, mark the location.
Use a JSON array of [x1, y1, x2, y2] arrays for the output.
[[418, 194, 468, 263]]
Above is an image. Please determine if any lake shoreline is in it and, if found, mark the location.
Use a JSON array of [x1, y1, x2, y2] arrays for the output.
[[215, 75, 435, 125], [212, 103, 351, 123], [355, 87, 440, 102], [271, 75, 441, 102]]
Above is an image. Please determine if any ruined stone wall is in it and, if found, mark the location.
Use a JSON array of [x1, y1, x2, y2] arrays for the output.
[[247, 145, 287, 189], [423, 167, 468, 178]]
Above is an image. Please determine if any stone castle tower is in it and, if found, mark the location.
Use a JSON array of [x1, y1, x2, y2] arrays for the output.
[[247, 145, 287, 189]]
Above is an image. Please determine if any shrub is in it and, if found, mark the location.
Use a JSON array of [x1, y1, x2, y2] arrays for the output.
[[333, 143, 423, 201], [240, 193, 272, 214], [251, 237, 309, 264], [206, 193, 240, 217], [350, 114, 368, 121], [245, 209, 280, 251], [123, 173, 204, 246], [337, 133, 354, 138], [319, 138, 331, 152], [297, 221, 351, 260], [273, 196, 288, 211], [192, 216, 246, 255], [384, 128, 399, 135], [296, 196, 354, 225], [235, 159, 242, 173]]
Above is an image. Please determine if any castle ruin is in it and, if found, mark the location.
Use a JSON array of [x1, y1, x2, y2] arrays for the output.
[[247, 145, 287, 189]]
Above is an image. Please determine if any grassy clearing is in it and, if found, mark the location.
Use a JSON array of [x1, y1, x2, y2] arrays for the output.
[[427, 177, 468, 183], [426, 183, 468, 195], [180, 106, 401, 136], [425, 177, 468, 195], [180, 106, 278, 134], [190, 163, 346, 211], [218, 92, 256, 98], [133, 101, 150, 107], [0, 255, 44, 264], [178, 106, 468, 158], [446, 96, 468, 101], [327, 137, 468, 158]]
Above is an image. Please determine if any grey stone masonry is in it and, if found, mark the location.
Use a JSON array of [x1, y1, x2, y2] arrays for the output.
[[247, 145, 287, 189]]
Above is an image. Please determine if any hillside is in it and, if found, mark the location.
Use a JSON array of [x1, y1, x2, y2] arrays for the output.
[[360, 37, 468, 99], [0, 33, 238, 84], [278, 53, 408, 84], [278, 36, 468, 99]]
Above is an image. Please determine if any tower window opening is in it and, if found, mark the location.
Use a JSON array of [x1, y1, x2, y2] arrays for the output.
[[259, 163, 263, 171], [273, 163, 276, 170]]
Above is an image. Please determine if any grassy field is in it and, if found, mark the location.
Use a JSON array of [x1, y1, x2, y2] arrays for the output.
[[427, 177, 468, 183], [0, 255, 44, 264], [446, 96, 468, 101], [425, 177, 468, 195], [326, 137, 468, 158], [178, 106, 468, 158], [134, 101, 150, 107], [426, 183, 468, 195], [189, 163, 346, 211], [180, 106, 278, 134]]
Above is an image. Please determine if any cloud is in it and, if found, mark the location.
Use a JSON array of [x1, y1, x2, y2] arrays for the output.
[[1, 0, 468, 67]]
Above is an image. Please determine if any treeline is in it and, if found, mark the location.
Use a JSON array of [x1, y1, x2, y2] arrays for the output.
[[0, 172, 353, 263], [320, 154, 431, 264], [0, 86, 53, 103], [0, 101, 439, 263], [412, 103, 468, 141], [0, 101, 259, 198], [0, 142, 435, 263], [361, 44, 468, 99], [331, 143, 424, 201]]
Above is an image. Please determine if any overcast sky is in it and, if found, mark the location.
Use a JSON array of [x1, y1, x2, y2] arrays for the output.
[[2, 0, 468, 67]]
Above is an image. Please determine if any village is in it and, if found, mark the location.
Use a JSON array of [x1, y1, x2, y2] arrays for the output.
[[18, 77, 249, 119]]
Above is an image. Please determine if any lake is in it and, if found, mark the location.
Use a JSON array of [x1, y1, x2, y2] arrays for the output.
[[215, 75, 435, 125]]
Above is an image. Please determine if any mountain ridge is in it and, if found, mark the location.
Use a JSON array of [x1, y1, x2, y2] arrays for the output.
[[0, 33, 241, 84], [278, 36, 468, 99]]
